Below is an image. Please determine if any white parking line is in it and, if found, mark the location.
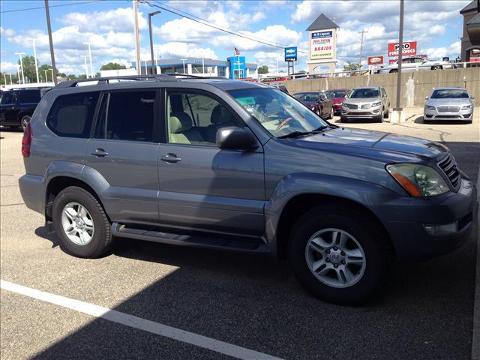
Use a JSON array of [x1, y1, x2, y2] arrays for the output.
[[473, 168, 480, 360], [0, 280, 282, 360]]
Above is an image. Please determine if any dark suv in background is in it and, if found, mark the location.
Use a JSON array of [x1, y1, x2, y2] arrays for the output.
[[0, 88, 44, 130], [19, 75, 476, 305]]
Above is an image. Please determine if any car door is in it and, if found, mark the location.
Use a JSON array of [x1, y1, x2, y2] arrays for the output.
[[85, 89, 161, 225], [157, 88, 265, 236]]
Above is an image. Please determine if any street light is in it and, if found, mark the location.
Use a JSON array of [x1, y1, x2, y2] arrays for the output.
[[30, 39, 40, 83], [84, 42, 93, 78], [15, 52, 25, 84], [180, 58, 187, 74], [148, 11, 161, 75], [44, 69, 48, 82]]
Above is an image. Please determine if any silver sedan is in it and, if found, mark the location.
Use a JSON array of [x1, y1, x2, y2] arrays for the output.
[[424, 88, 474, 123]]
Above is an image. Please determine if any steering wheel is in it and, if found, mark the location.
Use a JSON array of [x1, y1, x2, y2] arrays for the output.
[[276, 117, 293, 130]]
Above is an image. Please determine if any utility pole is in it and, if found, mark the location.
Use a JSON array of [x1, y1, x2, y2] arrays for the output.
[[396, 0, 404, 111], [358, 29, 368, 66], [44, 0, 57, 84], [31, 39, 40, 83], [15, 53, 25, 84], [133, 0, 141, 75], [148, 11, 161, 75]]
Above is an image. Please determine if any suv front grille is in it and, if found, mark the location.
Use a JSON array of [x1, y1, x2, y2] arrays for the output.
[[344, 103, 358, 109], [438, 153, 460, 190]]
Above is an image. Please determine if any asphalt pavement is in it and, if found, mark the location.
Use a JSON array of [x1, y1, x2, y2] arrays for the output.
[[1, 111, 479, 360]]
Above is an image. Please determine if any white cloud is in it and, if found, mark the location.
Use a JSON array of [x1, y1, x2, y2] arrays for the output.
[[156, 42, 218, 59], [0, 61, 18, 73], [424, 40, 461, 59]]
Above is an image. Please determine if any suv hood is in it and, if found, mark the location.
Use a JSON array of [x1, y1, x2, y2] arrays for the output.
[[290, 127, 447, 160]]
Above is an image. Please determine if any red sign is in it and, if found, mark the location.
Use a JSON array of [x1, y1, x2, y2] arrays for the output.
[[389, 59, 396, 64], [368, 56, 384, 65], [388, 41, 417, 57]]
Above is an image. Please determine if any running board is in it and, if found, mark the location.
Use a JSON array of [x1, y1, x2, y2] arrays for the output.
[[111, 223, 269, 253]]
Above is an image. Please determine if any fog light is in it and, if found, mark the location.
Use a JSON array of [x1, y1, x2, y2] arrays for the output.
[[424, 222, 458, 236]]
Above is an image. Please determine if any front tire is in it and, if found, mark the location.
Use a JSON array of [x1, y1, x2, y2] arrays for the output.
[[52, 186, 112, 258], [288, 206, 392, 305]]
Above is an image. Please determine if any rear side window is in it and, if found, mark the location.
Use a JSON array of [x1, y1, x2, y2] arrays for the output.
[[0, 92, 16, 104], [17, 90, 41, 103], [97, 91, 155, 142], [47, 92, 99, 138]]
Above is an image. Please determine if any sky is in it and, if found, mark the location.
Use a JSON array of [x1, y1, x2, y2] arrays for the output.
[[0, 0, 471, 75]]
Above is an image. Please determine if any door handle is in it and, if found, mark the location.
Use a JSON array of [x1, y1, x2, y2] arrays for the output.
[[161, 153, 181, 163], [91, 148, 109, 157]]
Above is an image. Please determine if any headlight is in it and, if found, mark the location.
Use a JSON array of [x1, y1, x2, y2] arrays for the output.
[[386, 164, 449, 197], [372, 101, 382, 107], [311, 107, 316, 111], [426, 105, 435, 111], [461, 105, 472, 110]]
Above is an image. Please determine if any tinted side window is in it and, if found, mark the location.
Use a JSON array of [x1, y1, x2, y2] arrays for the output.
[[18, 90, 41, 103], [106, 91, 155, 142], [0, 92, 15, 104], [47, 92, 99, 138]]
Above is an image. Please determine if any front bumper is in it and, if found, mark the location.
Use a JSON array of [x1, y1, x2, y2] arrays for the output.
[[377, 177, 477, 262], [341, 106, 382, 119], [424, 108, 473, 121]]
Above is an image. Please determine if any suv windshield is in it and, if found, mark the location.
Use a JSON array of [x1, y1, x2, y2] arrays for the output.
[[325, 90, 347, 99], [350, 88, 379, 98], [431, 89, 469, 99], [228, 88, 329, 138]]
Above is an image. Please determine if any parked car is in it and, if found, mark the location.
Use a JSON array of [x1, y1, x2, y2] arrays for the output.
[[377, 56, 455, 74], [19, 76, 476, 305], [293, 91, 333, 119], [0, 88, 43, 130], [324, 89, 349, 115], [341, 86, 390, 122], [424, 87, 474, 123]]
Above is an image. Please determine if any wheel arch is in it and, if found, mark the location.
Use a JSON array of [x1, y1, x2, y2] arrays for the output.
[[273, 193, 395, 260], [45, 176, 106, 221]]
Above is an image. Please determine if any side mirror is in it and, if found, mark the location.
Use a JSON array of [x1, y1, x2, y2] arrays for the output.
[[216, 127, 258, 151]]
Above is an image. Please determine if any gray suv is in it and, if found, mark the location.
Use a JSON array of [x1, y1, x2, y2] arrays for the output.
[[19, 75, 476, 305], [341, 86, 390, 122]]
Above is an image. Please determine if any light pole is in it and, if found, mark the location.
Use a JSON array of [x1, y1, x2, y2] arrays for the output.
[[31, 39, 40, 83], [44, 69, 48, 82], [9, 74, 12, 85], [148, 11, 161, 75], [49, 69, 54, 82], [180, 58, 187, 74], [15, 52, 25, 84], [84, 42, 93, 78], [84, 56, 89, 78], [133, 0, 141, 75]]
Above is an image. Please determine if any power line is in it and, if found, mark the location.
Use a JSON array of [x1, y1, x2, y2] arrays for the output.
[[142, 0, 307, 54], [0, 0, 104, 14]]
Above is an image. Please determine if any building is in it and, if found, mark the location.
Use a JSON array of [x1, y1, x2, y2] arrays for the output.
[[132, 58, 258, 79], [306, 14, 339, 74], [460, 0, 480, 62]]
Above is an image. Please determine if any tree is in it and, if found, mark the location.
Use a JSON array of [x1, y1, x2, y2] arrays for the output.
[[343, 62, 362, 72], [100, 62, 126, 71], [18, 55, 39, 83], [258, 65, 269, 74]]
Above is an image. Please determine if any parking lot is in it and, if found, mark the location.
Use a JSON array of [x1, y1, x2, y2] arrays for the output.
[[1, 109, 479, 360]]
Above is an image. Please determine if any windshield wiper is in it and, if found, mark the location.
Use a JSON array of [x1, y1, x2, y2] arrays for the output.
[[277, 131, 312, 139], [311, 125, 330, 133]]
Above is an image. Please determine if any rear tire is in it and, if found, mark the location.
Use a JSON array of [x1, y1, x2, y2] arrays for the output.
[[52, 186, 112, 258], [383, 108, 389, 119], [288, 206, 392, 305], [21, 115, 31, 131]]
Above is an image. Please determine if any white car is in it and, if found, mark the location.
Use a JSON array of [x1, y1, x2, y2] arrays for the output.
[[377, 57, 455, 74]]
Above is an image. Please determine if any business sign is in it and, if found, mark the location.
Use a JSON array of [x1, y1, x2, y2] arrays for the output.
[[470, 49, 480, 63], [367, 56, 384, 65], [311, 31, 333, 60], [388, 41, 417, 57], [227, 56, 246, 79], [284, 47, 297, 62]]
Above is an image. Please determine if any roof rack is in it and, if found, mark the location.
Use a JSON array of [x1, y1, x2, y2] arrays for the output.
[[55, 73, 227, 88]]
